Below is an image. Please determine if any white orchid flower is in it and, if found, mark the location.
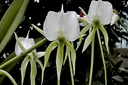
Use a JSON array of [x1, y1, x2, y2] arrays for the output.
[[43, 5, 80, 41], [86, 0, 113, 25], [14, 32, 45, 85], [15, 32, 35, 55]]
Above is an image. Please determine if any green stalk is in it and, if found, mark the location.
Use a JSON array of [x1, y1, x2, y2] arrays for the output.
[[0, 38, 47, 69], [97, 29, 107, 85], [89, 37, 95, 85]]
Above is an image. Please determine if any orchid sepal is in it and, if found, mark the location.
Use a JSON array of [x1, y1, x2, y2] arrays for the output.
[[31, 24, 44, 35], [21, 57, 30, 85], [76, 24, 94, 50]]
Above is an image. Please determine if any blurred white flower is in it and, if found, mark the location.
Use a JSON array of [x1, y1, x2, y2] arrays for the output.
[[86, 0, 113, 25]]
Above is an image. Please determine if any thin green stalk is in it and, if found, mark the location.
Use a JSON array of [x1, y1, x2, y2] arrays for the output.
[[0, 38, 47, 69], [89, 38, 95, 85], [68, 53, 74, 85], [97, 29, 107, 85]]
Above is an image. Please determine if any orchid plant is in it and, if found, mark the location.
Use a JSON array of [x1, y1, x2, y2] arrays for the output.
[[0, 0, 126, 85]]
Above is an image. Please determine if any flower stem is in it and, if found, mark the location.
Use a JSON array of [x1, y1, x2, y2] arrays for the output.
[[89, 38, 95, 85], [97, 29, 107, 85], [0, 38, 47, 69]]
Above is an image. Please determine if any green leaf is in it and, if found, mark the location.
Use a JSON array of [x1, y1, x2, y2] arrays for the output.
[[76, 24, 93, 50], [0, 0, 30, 52], [56, 43, 64, 84], [82, 26, 97, 52], [0, 0, 24, 40], [99, 25, 109, 54], [21, 57, 30, 85], [30, 58, 37, 85], [0, 69, 18, 85]]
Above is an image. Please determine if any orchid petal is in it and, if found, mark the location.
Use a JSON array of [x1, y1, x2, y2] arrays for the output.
[[42, 40, 58, 84], [21, 57, 30, 85], [82, 26, 97, 52], [76, 24, 93, 50], [64, 41, 76, 75], [62, 12, 80, 41], [43, 11, 62, 41], [31, 24, 44, 35], [30, 59, 37, 85], [56, 43, 64, 83], [99, 25, 109, 54], [98, 1, 113, 24], [36, 52, 45, 58], [87, 1, 100, 23], [35, 59, 44, 85]]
